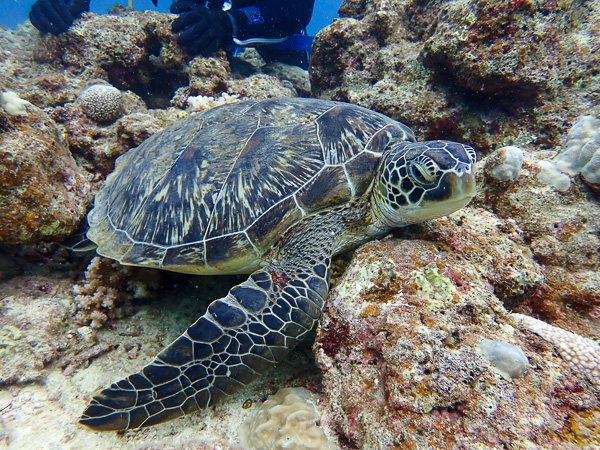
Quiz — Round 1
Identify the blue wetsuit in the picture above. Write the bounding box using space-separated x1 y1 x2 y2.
225 0 315 45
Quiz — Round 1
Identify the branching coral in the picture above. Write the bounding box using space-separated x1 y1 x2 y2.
186 92 239 112
0 91 31 116
73 256 162 328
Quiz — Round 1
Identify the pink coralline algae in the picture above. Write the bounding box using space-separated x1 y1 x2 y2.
315 234 600 448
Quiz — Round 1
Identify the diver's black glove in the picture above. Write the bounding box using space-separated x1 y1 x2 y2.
29 0 90 35
170 2 234 56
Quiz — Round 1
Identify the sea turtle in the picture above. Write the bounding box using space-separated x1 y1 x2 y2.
80 97 477 431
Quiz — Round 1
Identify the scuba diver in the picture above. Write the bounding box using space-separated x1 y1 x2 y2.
29 0 315 67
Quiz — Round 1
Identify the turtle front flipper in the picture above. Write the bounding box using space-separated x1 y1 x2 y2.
79 222 335 431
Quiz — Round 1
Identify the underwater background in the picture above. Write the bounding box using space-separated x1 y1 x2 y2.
0 0 340 35
0 0 599 448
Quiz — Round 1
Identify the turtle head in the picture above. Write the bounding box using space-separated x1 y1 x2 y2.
370 140 477 231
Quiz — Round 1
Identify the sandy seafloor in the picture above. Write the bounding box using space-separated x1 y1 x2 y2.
0 266 320 448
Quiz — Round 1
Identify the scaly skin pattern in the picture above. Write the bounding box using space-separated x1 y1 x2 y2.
80 208 355 431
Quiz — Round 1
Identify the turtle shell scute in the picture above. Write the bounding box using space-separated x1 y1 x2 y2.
88 98 414 271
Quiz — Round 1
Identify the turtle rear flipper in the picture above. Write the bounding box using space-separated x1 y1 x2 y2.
79 217 334 431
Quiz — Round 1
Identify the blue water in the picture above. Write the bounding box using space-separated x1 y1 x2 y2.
0 0 340 36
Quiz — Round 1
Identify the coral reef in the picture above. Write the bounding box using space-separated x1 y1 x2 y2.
51 96 178 175
0 103 92 244
77 83 124 123
423 0 555 99
0 2 598 448
472 148 600 326
310 16 451 139
314 236 599 448
311 0 600 152
73 256 162 328
0 269 319 447
0 13 307 183
239 387 335 450
534 115 600 193
307 127 600 446
32 10 187 101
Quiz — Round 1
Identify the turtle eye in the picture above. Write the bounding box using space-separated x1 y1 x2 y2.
408 157 437 186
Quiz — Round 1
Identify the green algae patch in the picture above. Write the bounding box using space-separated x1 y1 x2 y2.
415 267 456 304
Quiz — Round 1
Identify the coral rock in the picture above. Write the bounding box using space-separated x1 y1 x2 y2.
0 105 92 244
188 54 231 97
423 0 555 98
227 74 296 99
315 237 599 448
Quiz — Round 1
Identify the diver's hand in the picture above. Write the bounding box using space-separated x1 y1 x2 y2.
29 0 90 35
170 3 233 56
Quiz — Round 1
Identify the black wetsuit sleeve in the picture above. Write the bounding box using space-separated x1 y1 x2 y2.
227 0 315 42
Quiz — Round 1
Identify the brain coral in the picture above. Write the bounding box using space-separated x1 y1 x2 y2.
554 115 600 186
78 84 124 123
239 387 334 450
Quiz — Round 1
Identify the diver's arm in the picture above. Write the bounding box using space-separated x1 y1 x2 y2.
228 0 315 44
